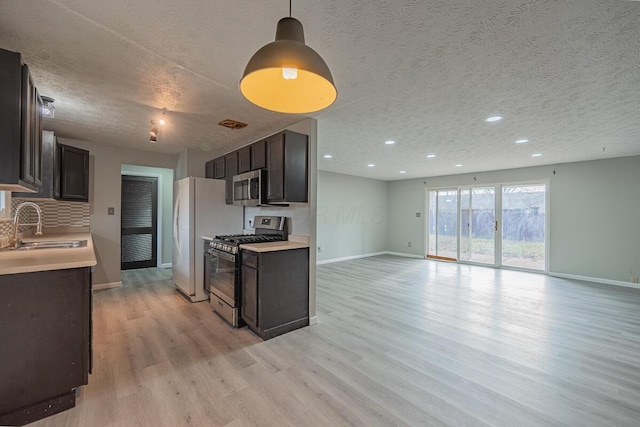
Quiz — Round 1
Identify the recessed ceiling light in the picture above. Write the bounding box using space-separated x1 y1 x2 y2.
455 164 463 167
323 154 332 159
400 171 406 174
367 164 375 167
385 140 396 145
531 153 542 157
485 115 503 122
426 154 436 158
515 139 529 144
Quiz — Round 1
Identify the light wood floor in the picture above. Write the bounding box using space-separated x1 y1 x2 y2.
32 256 640 426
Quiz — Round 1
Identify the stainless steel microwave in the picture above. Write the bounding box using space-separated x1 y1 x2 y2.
232 169 267 206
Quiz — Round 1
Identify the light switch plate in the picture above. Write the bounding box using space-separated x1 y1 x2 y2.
108 207 115 215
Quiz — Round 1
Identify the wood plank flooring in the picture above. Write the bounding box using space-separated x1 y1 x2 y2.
31 256 640 426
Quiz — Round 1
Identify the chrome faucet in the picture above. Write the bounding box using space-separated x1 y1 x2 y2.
12 202 43 248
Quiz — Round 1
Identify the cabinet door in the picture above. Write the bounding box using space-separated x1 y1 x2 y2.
214 157 225 179
224 153 237 204
58 144 89 201
250 139 266 170
266 134 284 201
241 264 258 329
205 160 214 178
20 65 34 185
32 88 43 187
282 132 308 202
238 146 251 173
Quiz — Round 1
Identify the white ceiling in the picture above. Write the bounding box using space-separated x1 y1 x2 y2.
1 1 639 181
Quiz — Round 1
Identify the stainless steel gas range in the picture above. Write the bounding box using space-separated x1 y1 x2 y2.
205 215 287 326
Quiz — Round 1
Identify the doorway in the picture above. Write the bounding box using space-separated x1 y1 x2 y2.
121 175 158 270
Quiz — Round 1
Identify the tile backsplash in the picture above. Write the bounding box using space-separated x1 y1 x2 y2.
0 198 90 247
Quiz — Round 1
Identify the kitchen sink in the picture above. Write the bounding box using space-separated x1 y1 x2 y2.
10 240 88 250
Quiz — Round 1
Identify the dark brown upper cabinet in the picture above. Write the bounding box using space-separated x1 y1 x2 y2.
56 143 90 202
224 152 238 205
14 133 90 202
238 146 251 174
0 49 43 193
266 130 308 203
13 130 55 199
250 139 267 170
205 159 214 179
214 156 226 179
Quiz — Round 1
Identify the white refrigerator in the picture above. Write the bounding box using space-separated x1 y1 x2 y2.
172 177 242 302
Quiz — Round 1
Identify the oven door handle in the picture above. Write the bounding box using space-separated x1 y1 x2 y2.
209 248 236 262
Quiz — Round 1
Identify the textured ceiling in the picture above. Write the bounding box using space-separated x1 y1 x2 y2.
0 0 639 181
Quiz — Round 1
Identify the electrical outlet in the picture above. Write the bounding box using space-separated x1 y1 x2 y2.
416 212 421 217
408 242 412 247
317 246 322 253
107 207 115 215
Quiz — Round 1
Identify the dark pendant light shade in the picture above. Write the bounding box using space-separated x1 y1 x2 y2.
240 17 337 114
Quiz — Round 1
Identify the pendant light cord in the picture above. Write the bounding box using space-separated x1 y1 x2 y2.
289 0 292 17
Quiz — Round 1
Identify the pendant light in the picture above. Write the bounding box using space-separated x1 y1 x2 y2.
240 1 337 114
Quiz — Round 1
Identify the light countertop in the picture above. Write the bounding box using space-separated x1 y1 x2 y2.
0 232 97 275
239 240 309 253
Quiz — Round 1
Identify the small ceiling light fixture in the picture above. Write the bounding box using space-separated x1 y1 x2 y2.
426 154 436 158
531 153 542 157
239 0 337 114
158 108 167 125
149 120 159 143
368 164 375 167
400 171 407 174
323 154 332 158
455 164 463 167
515 139 529 144
385 140 396 145
41 96 55 118
485 115 503 122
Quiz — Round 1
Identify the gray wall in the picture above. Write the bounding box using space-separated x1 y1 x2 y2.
121 164 174 266
386 155 640 283
58 137 177 286
316 171 388 262
176 147 208 180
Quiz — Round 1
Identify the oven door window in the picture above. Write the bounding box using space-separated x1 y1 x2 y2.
209 250 237 306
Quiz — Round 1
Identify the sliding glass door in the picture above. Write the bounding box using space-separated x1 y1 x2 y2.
428 189 458 260
501 184 546 270
459 187 497 265
427 183 546 271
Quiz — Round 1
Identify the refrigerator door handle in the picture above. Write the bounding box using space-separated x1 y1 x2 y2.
173 185 181 254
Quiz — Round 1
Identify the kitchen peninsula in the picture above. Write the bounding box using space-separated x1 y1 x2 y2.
0 232 96 426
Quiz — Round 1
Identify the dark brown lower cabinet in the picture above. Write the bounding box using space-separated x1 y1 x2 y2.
0 267 92 426
240 248 309 339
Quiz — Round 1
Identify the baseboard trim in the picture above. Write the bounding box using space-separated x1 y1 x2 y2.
160 263 172 269
309 315 318 325
316 252 386 265
316 251 426 265
384 251 425 259
93 281 122 290
549 272 640 290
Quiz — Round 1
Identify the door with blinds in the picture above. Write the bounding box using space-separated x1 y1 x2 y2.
121 175 158 270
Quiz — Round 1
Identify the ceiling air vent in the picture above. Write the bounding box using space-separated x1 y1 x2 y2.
218 119 248 130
